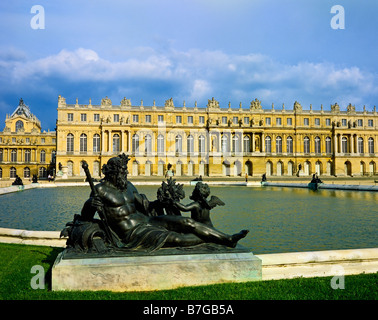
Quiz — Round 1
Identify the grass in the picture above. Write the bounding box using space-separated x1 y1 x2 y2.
0 243 377 300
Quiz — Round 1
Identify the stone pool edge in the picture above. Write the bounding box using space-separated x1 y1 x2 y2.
0 226 377 281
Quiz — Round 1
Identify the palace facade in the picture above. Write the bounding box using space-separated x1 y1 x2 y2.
55 96 377 178
0 99 56 180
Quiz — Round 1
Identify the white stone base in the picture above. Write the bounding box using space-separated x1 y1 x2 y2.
52 248 262 292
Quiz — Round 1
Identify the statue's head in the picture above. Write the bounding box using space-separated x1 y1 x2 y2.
190 182 210 201
101 153 130 189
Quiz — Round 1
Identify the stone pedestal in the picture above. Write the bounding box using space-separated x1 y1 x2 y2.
61 166 68 179
52 245 262 292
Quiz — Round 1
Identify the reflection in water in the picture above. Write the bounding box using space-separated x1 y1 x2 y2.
0 185 377 254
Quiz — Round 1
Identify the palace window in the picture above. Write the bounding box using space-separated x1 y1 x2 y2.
145 134 152 154
94 114 100 122
315 118 320 126
315 136 321 154
368 119 373 127
80 134 87 153
243 136 250 153
24 167 30 178
175 135 182 153
304 118 309 126
357 119 363 127
187 135 194 155
287 118 292 126
221 134 230 153
24 149 31 163
157 135 165 154
326 137 332 154
113 134 120 153
133 115 139 123
326 118 331 126
342 137 348 153
368 138 374 154
233 117 238 125
232 134 241 153
158 115 164 123
131 134 139 154
304 137 310 154
40 150 46 163
244 117 249 125
265 136 271 153
276 136 282 153
198 135 205 154
276 118 282 126
15 120 24 132
80 114 87 122
187 116 193 124
11 149 17 162
67 134 74 153
176 116 182 124
342 119 347 127
67 113 73 121
265 117 271 125
145 115 151 123
358 137 364 153
222 117 227 125
199 116 205 124
10 167 16 178
93 134 100 152
287 136 293 154
114 114 119 122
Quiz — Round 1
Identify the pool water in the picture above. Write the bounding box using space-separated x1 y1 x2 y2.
0 185 377 254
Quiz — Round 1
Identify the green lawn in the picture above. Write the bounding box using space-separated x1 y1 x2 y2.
0 243 376 300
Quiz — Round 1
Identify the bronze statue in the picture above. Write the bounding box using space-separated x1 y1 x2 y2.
61 154 249 253
173 182 224 227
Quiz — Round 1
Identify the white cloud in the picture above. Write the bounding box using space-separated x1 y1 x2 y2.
0 47 377 110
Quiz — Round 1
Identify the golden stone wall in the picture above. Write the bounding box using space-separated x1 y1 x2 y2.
56 96 377 178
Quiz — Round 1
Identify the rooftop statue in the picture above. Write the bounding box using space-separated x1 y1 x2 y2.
61 154 249 253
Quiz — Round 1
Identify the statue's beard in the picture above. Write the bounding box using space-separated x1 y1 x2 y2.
115 175 128 190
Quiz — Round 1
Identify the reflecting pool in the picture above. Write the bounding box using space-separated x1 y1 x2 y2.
0 185 377 254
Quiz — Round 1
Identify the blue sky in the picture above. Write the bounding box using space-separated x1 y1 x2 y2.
0 0 377 130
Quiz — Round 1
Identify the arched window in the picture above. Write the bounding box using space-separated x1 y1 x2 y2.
10 167 16 178
175 135 182 154
24 149 31 163
315 136 321 154
287 136 293 154
199 135 205 154
304 137 310 154
11 149 17 162
80 133 87 153
243 136 250 153
325 137 332 154
157 134 165 155
265 136 271 153
221 134 230 153
40 150 46 163
93 134 100 153
368 138 374 154
358 137 364 154
145 134 152 154
131 134 138 154
39 167 47 178
24 167 30 178
276 136 282 153
113 134 120 153
187 135 194 155
342 137 348 153
15 120 24 132
67 134 74 153
232 134 241 153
